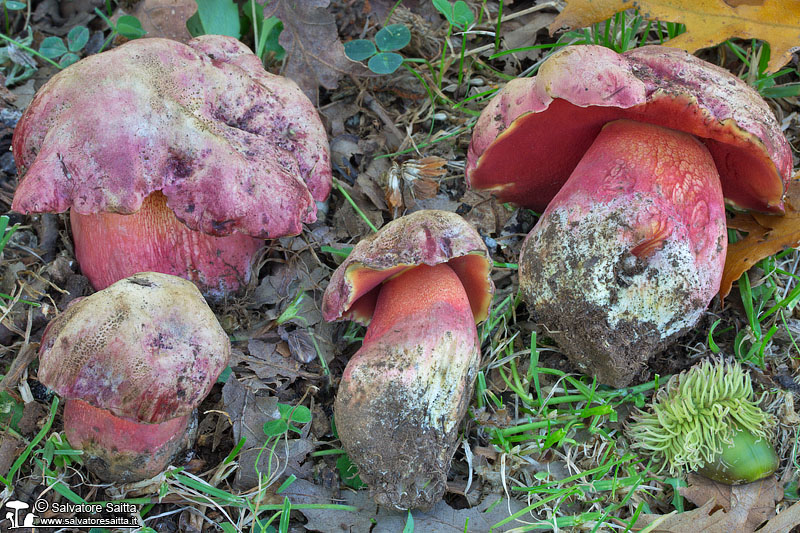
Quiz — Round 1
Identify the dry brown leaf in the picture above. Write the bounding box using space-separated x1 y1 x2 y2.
260 0 371 104
721 178 800 299
635 475 779 532
680 474 778 532
549 0 800 73
634 500 730 532
131 0 196 43
757 500 800 533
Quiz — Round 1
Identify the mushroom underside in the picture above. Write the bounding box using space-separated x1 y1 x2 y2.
469 98 783 213
64 399 197 483
71 191 263 296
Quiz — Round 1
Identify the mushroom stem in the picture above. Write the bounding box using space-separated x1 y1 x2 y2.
519 120 727 386
64 398 197 483
70 191 263 297
335 263 480 510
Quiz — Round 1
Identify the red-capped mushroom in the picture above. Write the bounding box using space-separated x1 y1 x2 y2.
322 210 494 510
466 45 792 387
12 36 331 298
37 272 230 482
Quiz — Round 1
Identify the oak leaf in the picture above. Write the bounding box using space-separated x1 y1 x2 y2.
721 178 800 299
260 0 370 104
680 474 778 532
549 0 800 73
633 475 778 532
130 0 196 43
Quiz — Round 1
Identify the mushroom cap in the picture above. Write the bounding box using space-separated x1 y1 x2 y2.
12 35 331 239
321 210 494 326
37 272 230 424
466 45 792 214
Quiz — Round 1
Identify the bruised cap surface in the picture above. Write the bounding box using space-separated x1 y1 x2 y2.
322 210 494 325
37 272 230 424
12 35 331 238
466 45 792 214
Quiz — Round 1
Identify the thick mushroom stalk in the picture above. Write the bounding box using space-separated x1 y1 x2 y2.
520 120 726 386
12 35 332 297
37 272 230 482
466 45 792 387
335 264 478 509
322 210 494 510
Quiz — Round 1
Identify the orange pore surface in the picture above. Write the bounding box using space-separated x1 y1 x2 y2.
470 98 783 213
70 191 263 294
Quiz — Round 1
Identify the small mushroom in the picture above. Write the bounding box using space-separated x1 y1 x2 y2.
466 45 792 386
37 272 230 482
12 36 331 298
322 210 494 510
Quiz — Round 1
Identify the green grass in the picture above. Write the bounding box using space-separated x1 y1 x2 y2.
3 4 799 532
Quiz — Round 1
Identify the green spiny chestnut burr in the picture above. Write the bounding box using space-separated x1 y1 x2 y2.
628 358 778 484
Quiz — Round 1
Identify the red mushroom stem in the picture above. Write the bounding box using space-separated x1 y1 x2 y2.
519 119 726 386
64 399 196 482
335 263 480 510
70 191 263 296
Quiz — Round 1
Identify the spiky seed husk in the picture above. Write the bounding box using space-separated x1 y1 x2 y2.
628 358 775 476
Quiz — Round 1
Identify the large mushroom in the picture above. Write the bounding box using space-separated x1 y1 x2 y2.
12 35 331 298
37 272 230 482
466 45 792 387
322 210 494 510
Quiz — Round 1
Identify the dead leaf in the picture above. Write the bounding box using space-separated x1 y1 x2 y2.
283 477 528 532
680 474 778 531
221 376 280 449
757 500 800 533
260 0 370 104
131 0 196 43
549 0 800 73
246 337 310 383
721 178 800 299
635 475 778 532
634 500 729 532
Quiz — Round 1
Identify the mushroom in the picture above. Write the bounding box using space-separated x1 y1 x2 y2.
12 36 331 298
322 210 494 510
466 45 792 386
37 272 230 482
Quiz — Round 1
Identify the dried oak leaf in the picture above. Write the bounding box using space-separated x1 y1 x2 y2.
757 500 800 533
634 475 778 532
680 474 778 532
260 0 370 104
130 0 196 43
549 0 800 73
721 178 800 299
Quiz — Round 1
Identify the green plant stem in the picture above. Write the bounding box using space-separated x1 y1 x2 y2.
457 30 467 87
4 396 59 486
333 179 378 232
494 0 503 51
0 32 62 69
438 23 452 91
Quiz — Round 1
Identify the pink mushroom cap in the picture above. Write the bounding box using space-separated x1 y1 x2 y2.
322 209 494 326
13 35 331 236
37 272 230 481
